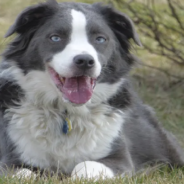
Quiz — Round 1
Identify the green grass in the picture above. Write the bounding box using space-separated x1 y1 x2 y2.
1 167 184 184
0 0 184 183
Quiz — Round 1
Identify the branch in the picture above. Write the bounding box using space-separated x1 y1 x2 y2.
167 0 184 30
139 63 184 80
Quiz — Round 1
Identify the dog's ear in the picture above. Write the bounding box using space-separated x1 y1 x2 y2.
93 3 142 47
5 0 58 38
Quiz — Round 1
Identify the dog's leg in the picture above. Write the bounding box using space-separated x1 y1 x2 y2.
71 161 114 180
71 140 135 180
71 137 134 180
13 168 36 179
71 154 134 180
0 162 35 178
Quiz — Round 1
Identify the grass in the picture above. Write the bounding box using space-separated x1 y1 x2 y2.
1 167 184 184
0 0 184 183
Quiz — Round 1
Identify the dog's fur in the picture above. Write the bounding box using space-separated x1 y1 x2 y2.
0 0 184 179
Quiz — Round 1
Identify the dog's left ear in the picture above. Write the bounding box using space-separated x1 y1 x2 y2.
5 0 58 38
93 3 142 46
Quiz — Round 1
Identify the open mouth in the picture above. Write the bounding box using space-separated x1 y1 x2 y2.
48 67 96 104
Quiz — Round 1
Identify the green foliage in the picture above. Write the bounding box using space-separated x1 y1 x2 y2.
112 0 184 80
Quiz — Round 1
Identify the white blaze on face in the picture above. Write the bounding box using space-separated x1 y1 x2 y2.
50 9 101 78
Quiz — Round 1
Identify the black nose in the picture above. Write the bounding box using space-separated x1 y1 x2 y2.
74 54 95 70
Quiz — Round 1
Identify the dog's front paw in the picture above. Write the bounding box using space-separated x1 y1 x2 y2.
13 168 36 179
71 161 114 180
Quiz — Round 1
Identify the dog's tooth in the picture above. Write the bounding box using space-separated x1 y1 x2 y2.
59 76 64 83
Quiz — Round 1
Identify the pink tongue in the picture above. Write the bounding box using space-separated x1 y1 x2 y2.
62 76 93 104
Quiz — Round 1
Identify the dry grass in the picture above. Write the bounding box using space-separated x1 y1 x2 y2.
0 0 184 183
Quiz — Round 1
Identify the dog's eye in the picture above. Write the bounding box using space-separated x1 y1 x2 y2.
50 35 61 42
96 36 106 44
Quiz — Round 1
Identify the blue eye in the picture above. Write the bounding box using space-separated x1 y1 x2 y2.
96 36 106 43
50 35 61 42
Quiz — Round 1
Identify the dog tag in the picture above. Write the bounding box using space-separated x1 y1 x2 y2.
62 118 72 134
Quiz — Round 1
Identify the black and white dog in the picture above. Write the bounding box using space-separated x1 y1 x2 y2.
0 0 184 179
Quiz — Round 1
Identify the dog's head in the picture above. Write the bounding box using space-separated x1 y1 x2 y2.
4 0 141 105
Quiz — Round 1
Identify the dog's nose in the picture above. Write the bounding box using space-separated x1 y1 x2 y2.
74 54 95 70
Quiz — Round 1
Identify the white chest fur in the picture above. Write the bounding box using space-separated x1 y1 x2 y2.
3 67 125 174
6 100 124 174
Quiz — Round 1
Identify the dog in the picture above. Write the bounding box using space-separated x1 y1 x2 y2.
0 0 184 179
